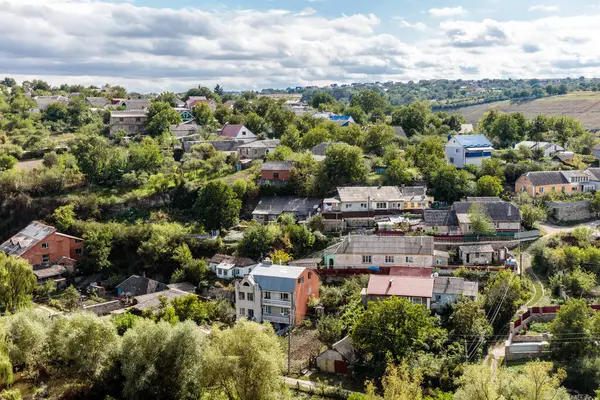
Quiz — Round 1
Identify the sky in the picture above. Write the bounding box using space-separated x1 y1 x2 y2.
1 0 600 92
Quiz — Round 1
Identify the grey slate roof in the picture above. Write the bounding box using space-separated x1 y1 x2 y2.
116 275 169 297
399 186 427 199
170 122 200 138
337 235 434 255
209 253 255 267
391 126 407 138
311 142 343 156
238 139 280 149
85 97 109 108
132 288 190 310
453 201 520 222
466 197 503 202
0 221 56 256
433 277 478 297
250 264 306 293
121 99 150 110
337 186 403 203
521 171 569 186
34 96 68 110
262 161 294 171
252 197 321 217
331 336 357 363
184 140 242 153
585 168 600 181
553 152 575 162
459 244 494 253
423 210 459 227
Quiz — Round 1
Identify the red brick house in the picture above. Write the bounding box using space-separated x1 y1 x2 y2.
260 161 294 184
0 221 84 271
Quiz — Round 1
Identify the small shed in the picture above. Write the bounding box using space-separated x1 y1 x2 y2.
459 244 494 266
316 336 357 375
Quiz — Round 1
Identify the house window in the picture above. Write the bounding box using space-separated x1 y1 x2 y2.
449 157 454 163
75 248 83 256
136 118 140 122
298 277 304 284
405 256 414 263
360 203 367 209
247 309 254 319
345 204 352 209
539 187 544 193
264 291 271 299
240 308 245 316
376 202 387 209
273 172 279 180
385 256 394 264
411 202 415 208
552 187 556 192
436 259 443 265
282 293 289 301
242 131 247 136
412 297 424 305
42 254 50 264
282 308 290 316
308 272 312 279
119 118 124 122
41 243 49 249
247 293 254 301
573 187 578 191
254 149 258 155
482 254 487 258
238 292 245 301
362 255 372 264
456 148 460 153
264 305 272 314
436 295 442 302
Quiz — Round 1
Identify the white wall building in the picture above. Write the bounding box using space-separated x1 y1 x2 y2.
445 135 494 168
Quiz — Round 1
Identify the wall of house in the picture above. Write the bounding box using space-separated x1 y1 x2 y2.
460 251 494 266
332 253 434 269
546 200 593 222
239 147 270 159
366 294 431 309
445 143 464 168
261 170 292 182
340 201 403 212
236 280 262 322
109 117 147 136
294 269 320 325
459 221 520 234
516 176 580 198
403 201 430 210
22 233 84 266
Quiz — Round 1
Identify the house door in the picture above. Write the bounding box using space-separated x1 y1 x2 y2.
328 259 334 269
466 254 470 263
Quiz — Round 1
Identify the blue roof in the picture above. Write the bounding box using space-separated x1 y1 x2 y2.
451 135 493 148
330 115 352 121
251 264 306 293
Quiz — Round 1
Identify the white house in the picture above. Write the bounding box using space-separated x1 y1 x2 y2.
322 186 430 215
323 235 448 270
515 141 565 157
445 134 494 168
208 254 256 280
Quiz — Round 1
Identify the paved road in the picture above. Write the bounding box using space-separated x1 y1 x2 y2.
538 220 600 235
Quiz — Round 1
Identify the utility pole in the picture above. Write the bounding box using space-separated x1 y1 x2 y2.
288 294 294 375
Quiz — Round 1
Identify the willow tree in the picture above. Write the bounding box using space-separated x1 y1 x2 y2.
0 253 37 312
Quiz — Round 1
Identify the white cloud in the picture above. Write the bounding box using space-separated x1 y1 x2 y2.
296 7 317 16
429 6 467 18
529 5 560 12
397 19 428 31
1 0 600 91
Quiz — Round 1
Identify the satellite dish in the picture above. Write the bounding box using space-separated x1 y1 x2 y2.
433 272 439 277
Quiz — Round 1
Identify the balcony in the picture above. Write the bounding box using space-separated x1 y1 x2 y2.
262 298 292 307
263 314 290 324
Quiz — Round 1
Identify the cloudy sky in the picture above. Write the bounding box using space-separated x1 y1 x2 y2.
1 0 599 92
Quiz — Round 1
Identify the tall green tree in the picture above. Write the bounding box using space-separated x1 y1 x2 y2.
430 165 474 203
324 143 367 186
476 175 503 197
146 101 182 137
310 92 335 109
468 203 494 235
195 181 241 231
0 253 37 312
351 90 386 114
484 269 529 332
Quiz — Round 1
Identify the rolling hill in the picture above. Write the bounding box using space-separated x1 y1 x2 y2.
452 92 600 132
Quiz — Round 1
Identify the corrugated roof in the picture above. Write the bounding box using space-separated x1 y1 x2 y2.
522 171 569 186
391 126 407 138
389 266 433 277
311 142 343 156
238 139 280 149
433 277 478 297
252 197 321 217
585 168 600 181
116 275 169 297
331 336 357 362
184 140 242 153
423 210 459 227
132 289 190 310
459 244 494 253
337 186 403 202
251 264 306 293
110 110 148 118
221 124 256 138
451 135 493 148
0 221 57 256
262 161 294 171
209 253 255 267
33 265 67 279
453 201 520 222
337 235 434 255
366 275 433 298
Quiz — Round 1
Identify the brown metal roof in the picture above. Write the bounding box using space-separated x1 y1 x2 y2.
366 275 433 298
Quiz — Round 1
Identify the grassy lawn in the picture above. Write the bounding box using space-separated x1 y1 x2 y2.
302 371 364 392
524 269 544 307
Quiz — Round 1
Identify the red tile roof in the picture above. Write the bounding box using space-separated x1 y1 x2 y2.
221 124 245 138
389 266 433 278
366 275 433 298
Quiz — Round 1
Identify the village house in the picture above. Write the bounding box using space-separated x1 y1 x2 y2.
33 265 68 288
0 221 84 269
316 336 357 375
445 134 494 168
116 99 151 111
322 186 430 218
109 110 148 136
260 161 294 184
251 197 322 223
452 198 522 233
219 123 257 143
32 95 68 112
238 139 280 159
85 97 110 109
169 121 200 138
330 115 355 127
363 275 434 308
235 264 320 328
183 140 243 155
459 244 495 266
515 171 594 198
208 254 256 280
186 96 216 110
515 141 565 157
431 277 478 309
173 108 195 122
323 235 448 270
422 209 460 234
584 168 600 190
